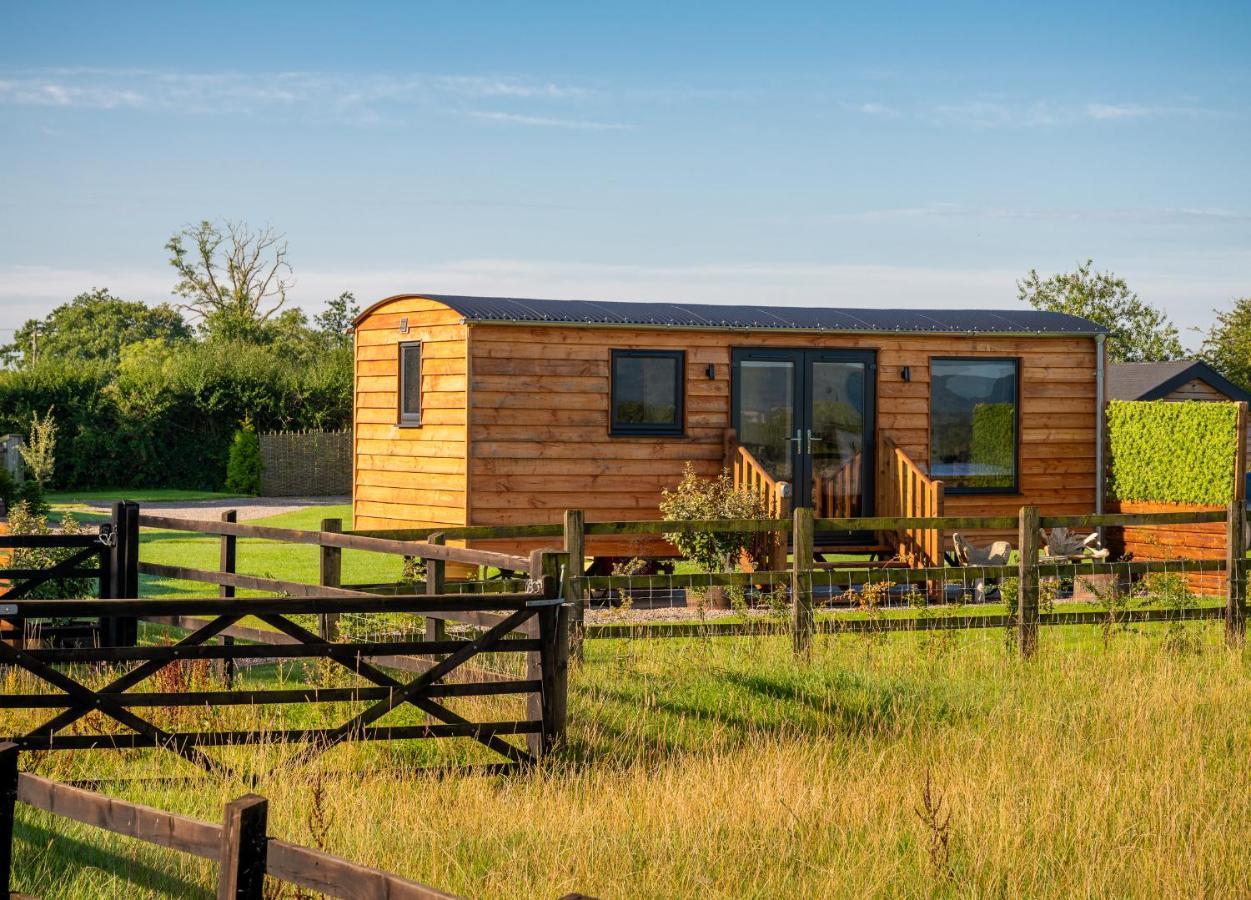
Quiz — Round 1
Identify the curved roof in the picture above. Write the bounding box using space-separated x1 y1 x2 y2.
356 293 1107 335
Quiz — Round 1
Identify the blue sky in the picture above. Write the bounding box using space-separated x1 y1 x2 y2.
1 1 1248 349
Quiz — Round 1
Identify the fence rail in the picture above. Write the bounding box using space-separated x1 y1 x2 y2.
0 742 468 899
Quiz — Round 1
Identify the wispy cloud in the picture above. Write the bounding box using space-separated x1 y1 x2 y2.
926 97 1224 128
1084 101 1220 120
0 68 607 126
467 110 630 131
843 101 900 117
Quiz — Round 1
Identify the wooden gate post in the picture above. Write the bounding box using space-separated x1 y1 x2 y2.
526 550 570 757
1018 506 1041 658
319 518 343 642
1226 499 1247 647
424 532 446 643
562 510 585 660
104 501 140 647
0 742 17 899
791 505 814 654
217 794 268 900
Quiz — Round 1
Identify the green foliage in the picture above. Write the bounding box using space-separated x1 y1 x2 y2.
19 407 57 487
0 343 350 491
970 402 1014 487
1200 296 1251 393
7 501 95 600
1017 259 1183 363
1106 400 1239 504
0 287 190 368
224 420 262 495
660 463 770 573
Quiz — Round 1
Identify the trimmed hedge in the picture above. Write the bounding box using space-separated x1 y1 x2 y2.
0 342 351 491
1106 400 1239 505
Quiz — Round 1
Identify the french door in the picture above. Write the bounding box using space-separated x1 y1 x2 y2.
731 348 876 537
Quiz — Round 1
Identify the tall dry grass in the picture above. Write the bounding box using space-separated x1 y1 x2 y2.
8 622 1251 898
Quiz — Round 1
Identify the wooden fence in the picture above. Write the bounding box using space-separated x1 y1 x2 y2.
0 565 572 771
0 742 593 899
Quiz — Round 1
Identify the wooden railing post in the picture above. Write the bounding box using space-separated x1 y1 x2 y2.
318 518 342 642
1018 506 1041 658
1226 499 1246 647
217 794 268 900
791 505 814 654
218 510 237 685
562 510 586 660
0 742 17 899
424 532 446 644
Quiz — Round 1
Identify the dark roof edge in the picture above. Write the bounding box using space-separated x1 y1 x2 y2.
1119 361 1251 403
352 293 1108 336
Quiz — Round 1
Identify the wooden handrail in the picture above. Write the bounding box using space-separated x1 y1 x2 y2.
877 436 945 567
724 429 792 519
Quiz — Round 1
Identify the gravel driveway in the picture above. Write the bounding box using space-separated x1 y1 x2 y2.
83 496 349 522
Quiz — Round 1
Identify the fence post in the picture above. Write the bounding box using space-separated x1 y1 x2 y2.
0 742 17 899
1018 506 1041 658
319 518 342 642
562 510 585 660
1226 499 1246 647
526 550 569 757
791 505 814 654
424 532 446 643
217 794 268 900
219 510 237 685
105 500 140 647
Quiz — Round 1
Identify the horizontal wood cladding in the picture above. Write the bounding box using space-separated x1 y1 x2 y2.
465 323 1100 540
352 297 468 530
1105 500 1227 596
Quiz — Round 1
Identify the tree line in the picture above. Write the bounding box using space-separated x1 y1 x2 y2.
0 220 356 491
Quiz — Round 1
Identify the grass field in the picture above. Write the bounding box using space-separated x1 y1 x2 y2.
7 624 1251 898
12 496 1247 896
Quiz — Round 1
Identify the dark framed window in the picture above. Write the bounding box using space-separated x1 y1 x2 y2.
398 341 422 426
610 349 685 436
929 357 1019 493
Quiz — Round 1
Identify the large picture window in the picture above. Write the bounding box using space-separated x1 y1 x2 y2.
930 358 1018 492
610 349 685 435
399 341 422 426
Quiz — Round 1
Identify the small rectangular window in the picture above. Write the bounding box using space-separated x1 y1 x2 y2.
399 342 422 426
611 349 685 436
930 357 1018 493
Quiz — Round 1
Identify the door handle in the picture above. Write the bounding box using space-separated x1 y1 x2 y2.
806 429 824 455
789 429 804 455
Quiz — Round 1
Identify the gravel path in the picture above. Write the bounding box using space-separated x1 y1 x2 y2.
83 496 349 522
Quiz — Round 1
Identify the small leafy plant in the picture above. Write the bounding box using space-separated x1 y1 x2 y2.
660 463 770 574
224 417 262 495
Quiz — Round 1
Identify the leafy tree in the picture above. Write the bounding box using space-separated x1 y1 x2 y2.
1017 260 1183 363
1200 297 1251 391
1 288 190 367
167 219 293 342
314 291 360 349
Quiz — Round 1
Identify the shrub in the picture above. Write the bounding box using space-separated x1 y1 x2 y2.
19 408 57 488
660 463 770 573
6 501 94 600
224 420 262 495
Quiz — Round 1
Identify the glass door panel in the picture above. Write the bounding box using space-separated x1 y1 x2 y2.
808 360 868 518
736 359 796 484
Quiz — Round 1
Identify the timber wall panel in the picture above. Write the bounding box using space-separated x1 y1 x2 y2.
463 322 1099 555
352 297 468 530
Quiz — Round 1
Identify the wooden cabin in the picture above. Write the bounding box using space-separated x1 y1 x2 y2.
351 295 1107 566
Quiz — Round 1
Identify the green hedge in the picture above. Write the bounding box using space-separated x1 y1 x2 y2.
0 342 351 491
1106 400 1239 505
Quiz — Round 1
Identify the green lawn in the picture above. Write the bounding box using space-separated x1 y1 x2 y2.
47 489 242 504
